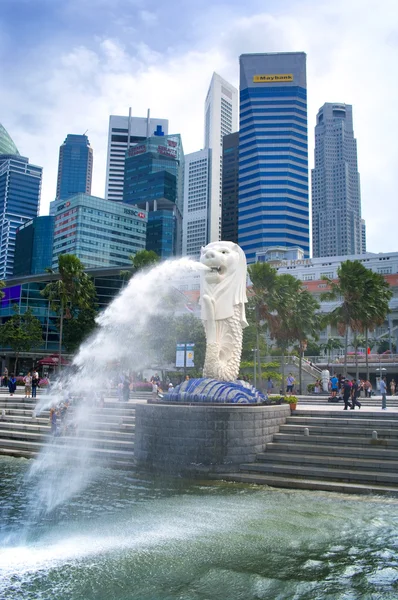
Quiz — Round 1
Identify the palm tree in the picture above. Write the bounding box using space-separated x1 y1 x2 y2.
41 254 96 368
352 333 367 380
290 290 321 394
321 338 343 367
361 270 392 380
321 260 370 378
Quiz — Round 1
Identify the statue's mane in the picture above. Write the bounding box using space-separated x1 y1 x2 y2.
200 242 248 326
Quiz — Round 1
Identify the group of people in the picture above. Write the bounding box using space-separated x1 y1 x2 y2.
1 368 42 397
329 372 391 410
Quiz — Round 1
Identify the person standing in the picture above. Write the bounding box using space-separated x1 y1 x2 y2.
23 372 32 399
390 378 396 396
267 377 274 394
330 373 339 399
286 373 295 395
8 374 17 397
380 377 387 410
32 371 40 399
350 378 361 410
343 379 353 410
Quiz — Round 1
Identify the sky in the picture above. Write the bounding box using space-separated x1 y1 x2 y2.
1 0 398 254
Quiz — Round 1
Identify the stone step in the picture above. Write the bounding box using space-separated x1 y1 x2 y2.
0 407 136 424
0 429 135 451
293 409 398 419
279 424 398 438
0 421 135 440
1 413 135 430
256 451 398 472
265 441 398 461
273 432 398 447
0 438 135 465
238 461 398 485
213 472 398 496
286 416 398 428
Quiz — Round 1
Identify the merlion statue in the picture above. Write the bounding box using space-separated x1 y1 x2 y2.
200 241 248 381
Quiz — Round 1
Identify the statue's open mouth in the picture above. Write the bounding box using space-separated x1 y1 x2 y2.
210 266 221 273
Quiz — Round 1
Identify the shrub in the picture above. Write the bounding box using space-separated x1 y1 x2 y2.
307 383 315 393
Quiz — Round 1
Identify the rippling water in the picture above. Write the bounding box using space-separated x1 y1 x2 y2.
1 456 398 600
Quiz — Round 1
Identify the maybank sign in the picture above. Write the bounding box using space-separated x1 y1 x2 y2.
253 74 293 83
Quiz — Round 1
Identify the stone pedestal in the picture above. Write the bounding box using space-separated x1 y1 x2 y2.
134 403 289 474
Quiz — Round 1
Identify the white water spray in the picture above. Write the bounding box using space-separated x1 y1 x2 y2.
26 257 208 515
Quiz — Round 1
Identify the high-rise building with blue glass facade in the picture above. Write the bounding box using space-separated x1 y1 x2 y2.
56 134 93 201
0 124 42 279
123 134 183 258
52 194 147 269
13 216 55 276
238 53 309 263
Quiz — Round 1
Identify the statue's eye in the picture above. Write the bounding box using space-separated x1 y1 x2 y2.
221 250 228 254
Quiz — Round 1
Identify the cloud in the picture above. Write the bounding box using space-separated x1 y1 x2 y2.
1 0 398 253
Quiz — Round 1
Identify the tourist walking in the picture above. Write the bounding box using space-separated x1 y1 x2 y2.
151 381 158 399
8 374 17 397
343 379 353 410
350 378 362 410
286 373 295 395
380 377 387 410
390 378 396 396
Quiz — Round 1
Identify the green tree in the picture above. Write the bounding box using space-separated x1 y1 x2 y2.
289 289 321 394
361 270 392 380
321 261 370 377
62 306 98 353
0 305 43 374
41 254 97 366
320 338 343 366
121 250 160 280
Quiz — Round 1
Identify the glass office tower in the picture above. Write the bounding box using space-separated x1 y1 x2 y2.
52 194 147 269
238 53 310 263
56 134 93 201
0 124 42 279
312 103 363 257
14 216 55 276
221 131 239 244
123 134 183 258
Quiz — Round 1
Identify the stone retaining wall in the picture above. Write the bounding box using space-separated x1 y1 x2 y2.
134 403 290 473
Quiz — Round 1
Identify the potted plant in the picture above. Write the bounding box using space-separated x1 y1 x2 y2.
284 395 298 411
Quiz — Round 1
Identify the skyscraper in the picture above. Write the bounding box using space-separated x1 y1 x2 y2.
0 124 42 279
123 134 183 258
312 103 363 257
182 148 211 257
56 134 93 201
105 111 168 202
238 53 309 263
221 132 239 244
204 73 238 242
14 216 55 276
52 194 147 269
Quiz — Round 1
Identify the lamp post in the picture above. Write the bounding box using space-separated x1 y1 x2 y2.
252 348 257 389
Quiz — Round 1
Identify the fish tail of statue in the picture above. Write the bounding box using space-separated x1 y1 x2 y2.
203 305 243 382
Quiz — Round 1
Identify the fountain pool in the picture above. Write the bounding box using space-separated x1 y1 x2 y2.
1 456 398 600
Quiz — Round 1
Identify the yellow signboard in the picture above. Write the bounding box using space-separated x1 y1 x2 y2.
253 74 293 83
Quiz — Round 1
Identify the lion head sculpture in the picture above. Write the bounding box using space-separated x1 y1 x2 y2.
199 241 248 327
